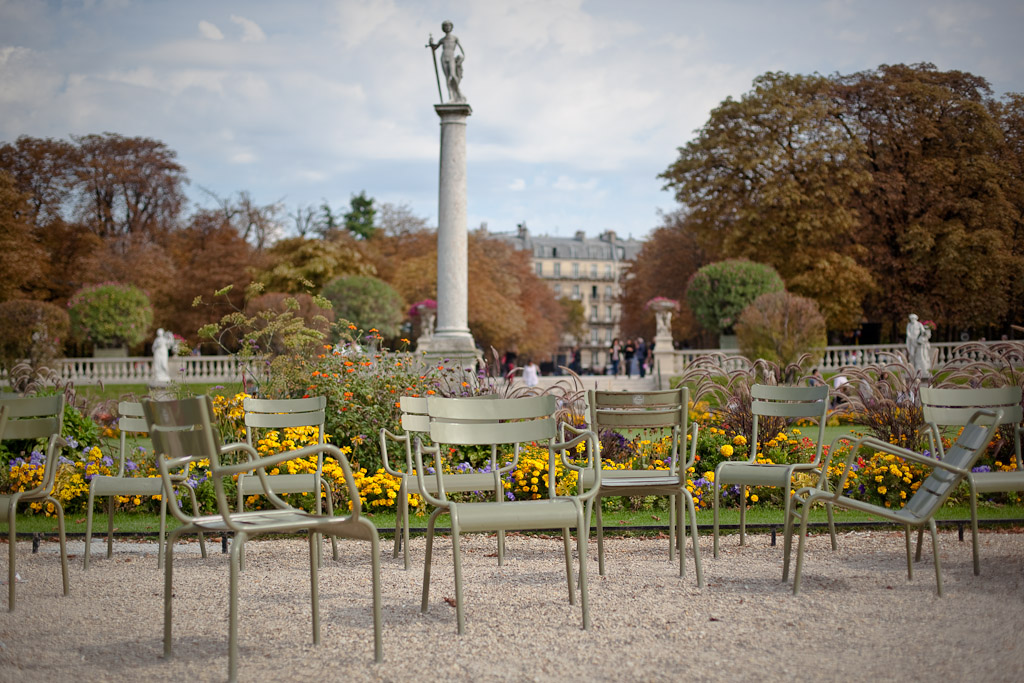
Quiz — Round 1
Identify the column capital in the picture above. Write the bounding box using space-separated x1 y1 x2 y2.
434 103 473 118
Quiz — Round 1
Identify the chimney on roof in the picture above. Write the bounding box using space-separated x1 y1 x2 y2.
517 222 528 239
574 230 586 241
600 230 617 242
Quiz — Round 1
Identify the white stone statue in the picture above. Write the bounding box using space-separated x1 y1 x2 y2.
655 309 673 338
905 313 932 375
428 20 466 103
152 328 175 384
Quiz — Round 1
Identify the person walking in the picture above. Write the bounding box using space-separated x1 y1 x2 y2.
609 338 621 376
623 338 637 378
636 336 648 378
522 358 540 387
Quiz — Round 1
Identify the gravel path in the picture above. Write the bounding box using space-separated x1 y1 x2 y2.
2 529 1022 682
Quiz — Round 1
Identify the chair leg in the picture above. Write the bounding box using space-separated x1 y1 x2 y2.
451 514 465 635
576 509 591 631
685 491 704 588
163 528 186 658
904 526 913 581
421 508 443 614
782 504 794 582
185 485 207 559
157 495 167 569
792 503 812 595
322 484 339 561
826 501 837 551
393 480 406 561
53 498 68 596
228 530 247 682
712 479 721 558
930 519 944 597
968 478 981 576
914 527 924 562
738 485 747 546
595 496 606 576
557 528 575 604
106 495 115 559
369 531 383 662
7 502 14 611
668 493 676 562
309 533 320 646
83 487 96 570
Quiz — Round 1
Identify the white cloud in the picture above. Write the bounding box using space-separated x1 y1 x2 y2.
508 178 526 191
198 20 224 40
553 175 598 192
230 15 266 43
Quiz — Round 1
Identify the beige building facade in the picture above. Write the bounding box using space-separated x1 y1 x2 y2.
491 224 643 373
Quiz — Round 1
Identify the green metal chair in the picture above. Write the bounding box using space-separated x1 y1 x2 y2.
919 386 1023 574
566 387 702 584
1 394 69 611
143 395 382 683
712 384 835 558
84 401 208 569
415 394 600 634
784 408 1002 596
380 395 516 570
238 396 338 564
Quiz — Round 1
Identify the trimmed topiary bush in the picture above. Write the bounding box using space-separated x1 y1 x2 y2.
68 282 153 350
735 290 826 369
685 259 784 335
321 275 405 340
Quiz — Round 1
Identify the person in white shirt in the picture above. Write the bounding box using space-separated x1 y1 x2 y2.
522 358 540 387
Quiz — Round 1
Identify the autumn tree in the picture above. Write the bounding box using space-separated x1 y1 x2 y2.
619 210 708 344
661 71 874 332
834 64 1021 335
0 171 46 300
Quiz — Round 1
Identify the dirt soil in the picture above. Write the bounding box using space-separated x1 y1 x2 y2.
1 529 1022 682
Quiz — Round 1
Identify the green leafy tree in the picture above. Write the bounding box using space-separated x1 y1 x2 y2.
254 236 375 293
321 275 405 339
68 282 153 350
735 291 826 370
685 259 784 335
661 72 874 332
344 191 376 240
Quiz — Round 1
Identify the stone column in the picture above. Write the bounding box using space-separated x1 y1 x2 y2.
422 102 479 363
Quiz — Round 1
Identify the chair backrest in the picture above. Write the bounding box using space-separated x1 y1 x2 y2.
143 395 226 523
903 409 1003 519
0 394 66 497
920 386 1023 427
243 396 327 445
399 396 430 434
116 401 148 477
426 394 558 446
749 384 828 463
588 387 688 469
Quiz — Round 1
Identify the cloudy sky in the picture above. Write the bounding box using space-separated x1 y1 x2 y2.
2 0 1022 240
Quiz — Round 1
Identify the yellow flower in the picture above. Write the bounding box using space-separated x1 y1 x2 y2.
720 444 734 457
750 494 759 503
732 435 747 446
878 486 887 495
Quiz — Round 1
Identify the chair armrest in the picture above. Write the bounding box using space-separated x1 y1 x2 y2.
554 429 601 501
413 440 448 508
379 428 412 478
681 423 699 470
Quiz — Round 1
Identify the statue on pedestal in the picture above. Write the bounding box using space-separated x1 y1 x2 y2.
428 20 466 103
905 313 932 375
152 328 175 384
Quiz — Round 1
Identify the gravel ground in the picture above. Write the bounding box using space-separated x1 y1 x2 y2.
1 529 1022 682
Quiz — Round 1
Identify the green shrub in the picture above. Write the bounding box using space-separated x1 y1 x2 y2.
321 275 405 340
68 283 153 349
685 259 784 334
735 291 826 369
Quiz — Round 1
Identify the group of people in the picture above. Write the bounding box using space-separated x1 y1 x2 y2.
609 337 650 378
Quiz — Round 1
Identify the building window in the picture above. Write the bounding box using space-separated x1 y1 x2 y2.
590 264 597 278
535 262 543 277
604 285 612 299
605 265 612 278
553 283 562 296
572 284 580 299
592 285 598 298
606 305 612 321
605 328 612 342
590 305 598 320
591 329 599 343
572 262 580 278
553 262 561 277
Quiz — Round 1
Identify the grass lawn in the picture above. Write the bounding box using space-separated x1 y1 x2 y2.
74 382 245 403
12 502 1024 536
